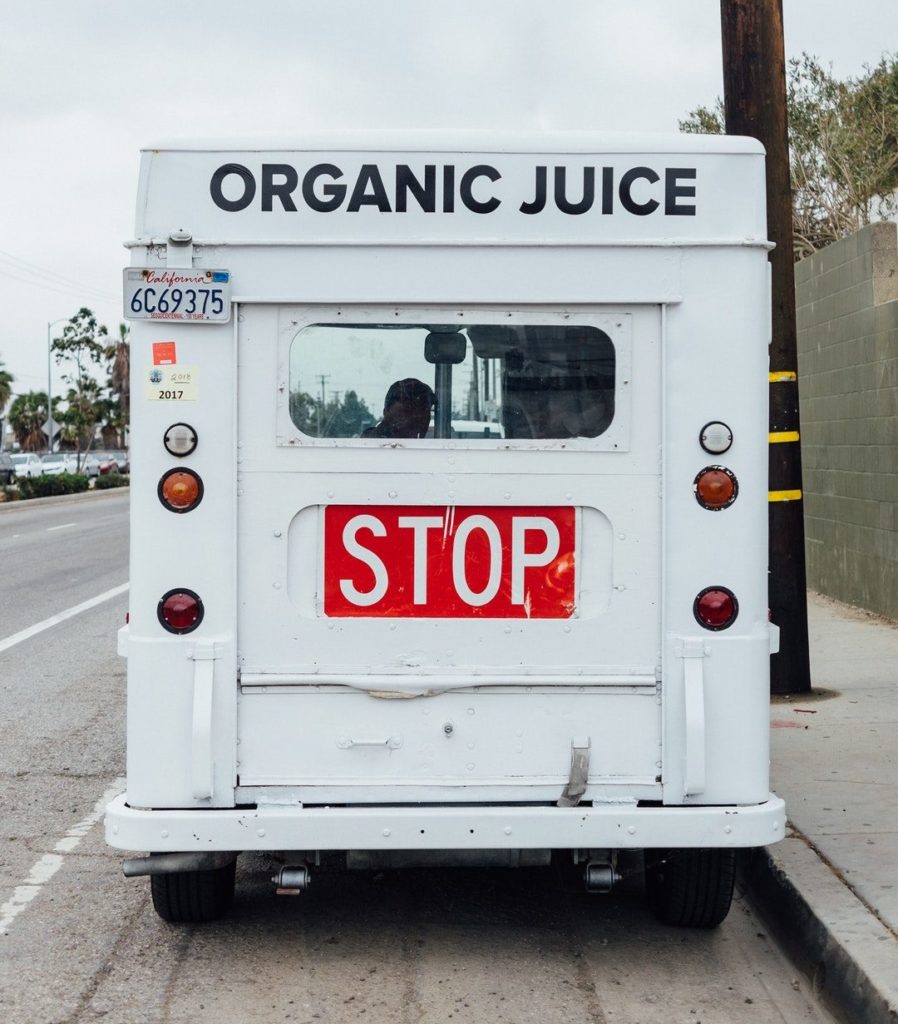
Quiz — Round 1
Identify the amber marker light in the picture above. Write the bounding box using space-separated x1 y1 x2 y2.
693 466 738 510
157 589 204 634
694 587 738 631
158 468 204 513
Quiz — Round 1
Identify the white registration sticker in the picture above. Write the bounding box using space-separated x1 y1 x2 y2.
145 366 198 401
124 269 231 322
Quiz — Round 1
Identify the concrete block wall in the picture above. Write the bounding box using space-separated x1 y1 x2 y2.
796 221 898 618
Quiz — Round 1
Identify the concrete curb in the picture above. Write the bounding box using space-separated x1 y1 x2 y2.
0 486 129 511
744 831 898 1024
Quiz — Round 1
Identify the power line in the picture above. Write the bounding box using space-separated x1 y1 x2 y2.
0 249 118 303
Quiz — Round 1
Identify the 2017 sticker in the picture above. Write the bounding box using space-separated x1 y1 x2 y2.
145 366 198 401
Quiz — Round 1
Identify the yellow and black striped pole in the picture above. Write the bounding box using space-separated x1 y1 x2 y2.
721 0 811 694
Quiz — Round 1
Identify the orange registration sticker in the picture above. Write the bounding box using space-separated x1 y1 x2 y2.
153 341 177 365
324 505 576 618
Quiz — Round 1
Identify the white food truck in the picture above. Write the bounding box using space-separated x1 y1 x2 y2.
106 132 785 927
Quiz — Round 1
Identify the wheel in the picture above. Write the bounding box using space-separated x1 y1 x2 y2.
645 848 736 928
150 859 236 923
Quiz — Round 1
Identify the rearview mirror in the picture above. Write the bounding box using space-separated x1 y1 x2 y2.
424 332 467 364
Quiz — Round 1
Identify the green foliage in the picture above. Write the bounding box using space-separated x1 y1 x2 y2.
289 388 373 437
679 99 724 135
0 358 13 416
681 52 898 258
17 472 89 499
5 312 129 452
7 391 53 451
93 472 129 490
52 308 108 454
102 322 130 448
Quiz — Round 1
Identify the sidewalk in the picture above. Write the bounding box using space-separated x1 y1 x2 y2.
747 591 898 1024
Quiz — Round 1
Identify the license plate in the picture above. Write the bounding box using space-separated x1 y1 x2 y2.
123 268 231 322
324 505 576 618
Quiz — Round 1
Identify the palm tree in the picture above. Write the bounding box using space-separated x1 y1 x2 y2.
8 391 49 451
0 359 13 418
106 323 130 447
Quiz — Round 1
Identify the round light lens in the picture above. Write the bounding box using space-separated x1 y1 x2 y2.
694 466 738 510
159 469 203 513
163 422 198 457
699 421 733 455
158 589 204 634
694 587 738 630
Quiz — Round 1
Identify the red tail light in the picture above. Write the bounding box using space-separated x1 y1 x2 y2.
158 589 204 634
694 587 738 630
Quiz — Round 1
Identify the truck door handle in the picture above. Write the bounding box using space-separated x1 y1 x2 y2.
337 736 402 750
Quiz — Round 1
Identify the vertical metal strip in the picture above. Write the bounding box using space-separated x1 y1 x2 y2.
191 643 218 799
682 641 706 796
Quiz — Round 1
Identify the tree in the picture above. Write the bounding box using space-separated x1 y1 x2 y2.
289 388 318 434
681 53 898 259
104 322 130 447
7 391 54 452
52 308 108 459
58 380 103 456
0 359 13 418
321 389 373 437
288 388 374 437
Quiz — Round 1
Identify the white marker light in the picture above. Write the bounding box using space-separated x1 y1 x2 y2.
699 421 733 455
163 422 198 457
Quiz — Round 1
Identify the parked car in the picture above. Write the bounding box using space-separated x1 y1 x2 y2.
11 453 43 479
81 452 111 478
105 450 130 474
0 452 14 485
40 453 79 476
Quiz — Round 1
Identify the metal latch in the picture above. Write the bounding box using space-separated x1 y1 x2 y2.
557 737 591 807
166 229 193 268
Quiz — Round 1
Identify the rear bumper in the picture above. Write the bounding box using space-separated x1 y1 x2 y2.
105 792 785 853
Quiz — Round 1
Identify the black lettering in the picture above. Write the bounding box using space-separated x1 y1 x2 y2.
261 164 298 212
520 166 547 214
443 165 455 212
396 165 436 212
302 164 346 212
347 164 392 212
665 167 697 215
210 163 256 212
460 165 501 214
601 167 614 214
619 166 660 215
554 166 595 215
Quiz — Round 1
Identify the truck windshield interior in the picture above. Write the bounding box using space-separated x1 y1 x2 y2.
288 322 616 440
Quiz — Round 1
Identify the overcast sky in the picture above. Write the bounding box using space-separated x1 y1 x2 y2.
1 0 896 405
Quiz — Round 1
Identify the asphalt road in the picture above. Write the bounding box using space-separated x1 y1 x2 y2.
0 491 838 1023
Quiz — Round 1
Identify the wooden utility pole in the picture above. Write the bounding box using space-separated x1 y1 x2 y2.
720 0 811 694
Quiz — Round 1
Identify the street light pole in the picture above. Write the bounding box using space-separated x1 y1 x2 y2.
47 317 67 452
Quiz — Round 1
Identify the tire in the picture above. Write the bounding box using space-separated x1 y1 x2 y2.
150 860 236 923
645 848 736 928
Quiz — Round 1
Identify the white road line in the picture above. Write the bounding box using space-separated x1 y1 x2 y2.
46 522 77 532
0 777 126 935
0 583 129 654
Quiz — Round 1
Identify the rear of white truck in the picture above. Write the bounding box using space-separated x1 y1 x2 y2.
106 133 785 926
